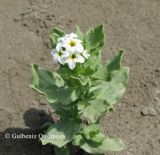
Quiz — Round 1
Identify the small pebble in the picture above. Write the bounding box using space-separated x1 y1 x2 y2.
13 17 20 22
141 107 149 116
141 106 157 116
149 107 157 116
69 18 74 23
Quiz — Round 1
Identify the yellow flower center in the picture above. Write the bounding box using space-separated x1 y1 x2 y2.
69 40 76 47
57 51 62 56
70 54 76 60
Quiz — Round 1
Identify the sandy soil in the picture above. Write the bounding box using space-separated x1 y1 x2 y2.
0 0 160 155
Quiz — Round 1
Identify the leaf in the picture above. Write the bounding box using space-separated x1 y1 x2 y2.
76 63 95 76
54 146 70 155
52 104 79 120
101 138 124 151
76 26 84 41
68 75 91 87
51 28 65 48
58 66 91 93
77 51 101 75
82 124 100 140
73 136 124 154
52 28 65 37
91 52 129 88
72 134 84 146
78 100 109 123
31 64 64 87
111 67 130 86
41 119 81 148
86 52 101 71
107 50 124 72
82 25 105 72
51 33 59 49
85 25 105 52
31 64 80 105
91 133 106 143
91 64 108 81
58 65 77 79
73 125 124 154
89 81 125 105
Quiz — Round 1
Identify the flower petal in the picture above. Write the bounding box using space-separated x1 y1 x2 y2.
67 59 76 70
62 51 70 58
51 49 56 56
76 54 85 63
58 57 65 65
82 50 90 59
75 44 84 52
56 43 63 51
51 49 58 63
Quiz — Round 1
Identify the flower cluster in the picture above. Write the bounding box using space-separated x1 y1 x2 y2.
51 33 90 70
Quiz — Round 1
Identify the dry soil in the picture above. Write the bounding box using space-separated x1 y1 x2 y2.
0 0 160 155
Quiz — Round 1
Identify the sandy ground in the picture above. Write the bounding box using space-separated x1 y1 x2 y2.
0 0 160 155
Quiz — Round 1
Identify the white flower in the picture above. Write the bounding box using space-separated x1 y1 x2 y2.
51 32 90 70
64 38 84 52
64 50 85 70
58 33 78 42
65 32 78 39
51 47 65 65
80 49 90 59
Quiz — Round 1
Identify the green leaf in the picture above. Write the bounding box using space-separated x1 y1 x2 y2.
76 26 84 41
54 146 70 155
91 51 129 87
91 64 108 81
89 81 125 105
31 64 80 105
52 28 65 37
91 133 106 143
76 63 95 76
51 33 59 49
107 50 124 72
51 28 65 48
77 51 101 75
82 25 105 72
68 75 91 87
72 134 84 146
86 52 101 71
78 100 109 123
111 67 130 86
31 64 64 87
41 119 81 148
52 104 79 120
85 24 104 52
73 136 124 154
58 65 77 79
82 124 100 140
73 125 124 154
101 138 124 151
58 66 91 93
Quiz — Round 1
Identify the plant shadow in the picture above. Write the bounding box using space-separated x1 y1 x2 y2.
0 108 90 155
0 108 54 155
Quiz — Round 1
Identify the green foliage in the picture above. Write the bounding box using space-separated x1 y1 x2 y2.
41 118 81 148
51 28 65 48
81 25 105 73
85 25 104 51
76 26 84 41
72 124 124 154
31 64 80 105
78 100 109 123
31 25 129 155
